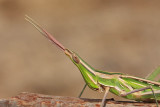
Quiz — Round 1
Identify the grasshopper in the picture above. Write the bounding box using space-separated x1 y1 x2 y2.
25 15 160 107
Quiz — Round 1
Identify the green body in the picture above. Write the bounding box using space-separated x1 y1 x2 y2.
70 52 160 102
25 15 160 106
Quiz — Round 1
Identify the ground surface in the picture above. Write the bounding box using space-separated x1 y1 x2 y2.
0 92 157 107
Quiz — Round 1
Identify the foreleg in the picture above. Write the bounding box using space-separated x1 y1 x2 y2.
78 84 87 98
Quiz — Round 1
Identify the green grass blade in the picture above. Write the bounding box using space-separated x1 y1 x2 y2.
146 66 160 81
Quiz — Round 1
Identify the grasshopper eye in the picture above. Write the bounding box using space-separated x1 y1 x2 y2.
72 54 80 64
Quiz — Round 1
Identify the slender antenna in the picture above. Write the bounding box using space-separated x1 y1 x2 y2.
25 15 65 51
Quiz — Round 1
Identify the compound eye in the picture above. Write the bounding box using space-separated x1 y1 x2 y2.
72 54 80 63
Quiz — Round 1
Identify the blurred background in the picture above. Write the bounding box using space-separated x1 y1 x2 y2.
1 0 160 101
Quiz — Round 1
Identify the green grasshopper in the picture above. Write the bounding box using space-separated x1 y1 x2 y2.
25 15 160 107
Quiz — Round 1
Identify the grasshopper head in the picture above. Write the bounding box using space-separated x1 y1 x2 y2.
64 49 80 65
